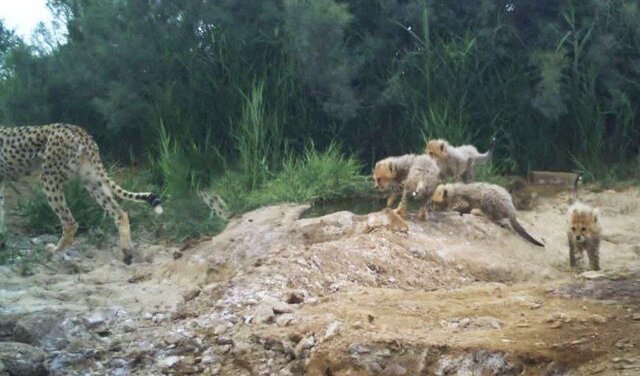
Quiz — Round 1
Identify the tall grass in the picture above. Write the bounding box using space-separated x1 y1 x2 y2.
235 82 283 190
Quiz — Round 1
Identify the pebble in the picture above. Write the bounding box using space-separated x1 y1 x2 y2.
157 355 181 369
324 321 342 340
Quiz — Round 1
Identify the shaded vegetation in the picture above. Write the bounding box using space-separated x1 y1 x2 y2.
0 0 639 243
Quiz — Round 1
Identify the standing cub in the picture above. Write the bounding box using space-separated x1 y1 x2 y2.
426 137 495 183
373 154 440 220
567 176 601 271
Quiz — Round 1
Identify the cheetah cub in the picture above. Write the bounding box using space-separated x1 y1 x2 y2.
373 154 440 220
425 137 495 183
567 176 601 271
431 182 545 247
0 124 162 264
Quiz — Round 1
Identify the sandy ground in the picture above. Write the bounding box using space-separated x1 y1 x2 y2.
0 186 639 375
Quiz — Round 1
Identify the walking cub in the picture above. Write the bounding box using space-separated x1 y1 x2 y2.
373 154 440 220
567 176 601 271
431 182 545 247
426 137 495 183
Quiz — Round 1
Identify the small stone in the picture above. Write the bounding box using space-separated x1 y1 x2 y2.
254 304 276 324
632 313 640 321
294 334 315 358
352 320 363 330
183 289 201 302
157 355 181 369
164 333 183 345
265 297 294 315
580 271 605 280
324 321 342 340
615 339 634 349
232 341 251 356
201 347 217 364
286 292 305 305
216 336 233 346
108 358 128 369
276 314 294 327
288 332 303 343
550 321 562 329
590 314 607 324
385 363 407 375
85 312 106 328
213 324 227 335
348 343 369 355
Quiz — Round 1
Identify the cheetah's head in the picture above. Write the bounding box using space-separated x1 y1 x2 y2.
568 204 599 243
426 139 449 159
373 159 398 191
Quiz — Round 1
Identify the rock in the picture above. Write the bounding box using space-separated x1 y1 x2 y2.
254 304 276 324
590 314 607 324
214 324 228 335
262 297 294 314
232 340 252 356
84 312 106 328
0 342 47 376
632 313 640 321
164 332 184 345
157 355 181 369
276 314 295 327
13 310 68 350
286 291 305 305
348 343 370 355
580 271 605 280
385 363 407 375
201 347 217 364
294 334 315 358
615 339 634 349
183 288 201 302
0 314 18 341
108 357 128 369
216 336 233 346
50 351 97 376
324 321 342 340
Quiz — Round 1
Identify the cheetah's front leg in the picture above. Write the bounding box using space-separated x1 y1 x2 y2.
41 177 78 253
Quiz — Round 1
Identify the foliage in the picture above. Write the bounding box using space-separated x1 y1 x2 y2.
0 0 639 194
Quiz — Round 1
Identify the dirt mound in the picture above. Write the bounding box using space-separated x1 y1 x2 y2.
0 188 639 375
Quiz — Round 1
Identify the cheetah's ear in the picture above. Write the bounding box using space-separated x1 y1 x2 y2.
442 188 448 200
389 163 395 173
440 143 445 152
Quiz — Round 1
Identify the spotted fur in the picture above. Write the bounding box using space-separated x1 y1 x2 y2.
432 182 545 247
197 190 229 219
0 124 163 264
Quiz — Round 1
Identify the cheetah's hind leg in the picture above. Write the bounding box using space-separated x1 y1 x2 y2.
80 166 135 264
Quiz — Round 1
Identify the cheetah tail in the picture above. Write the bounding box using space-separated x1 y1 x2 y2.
510 218 545 247
108 179 163 215
476 136 496 165
572 174 582 203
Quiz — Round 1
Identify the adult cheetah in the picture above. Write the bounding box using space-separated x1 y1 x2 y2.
0 124 162 264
